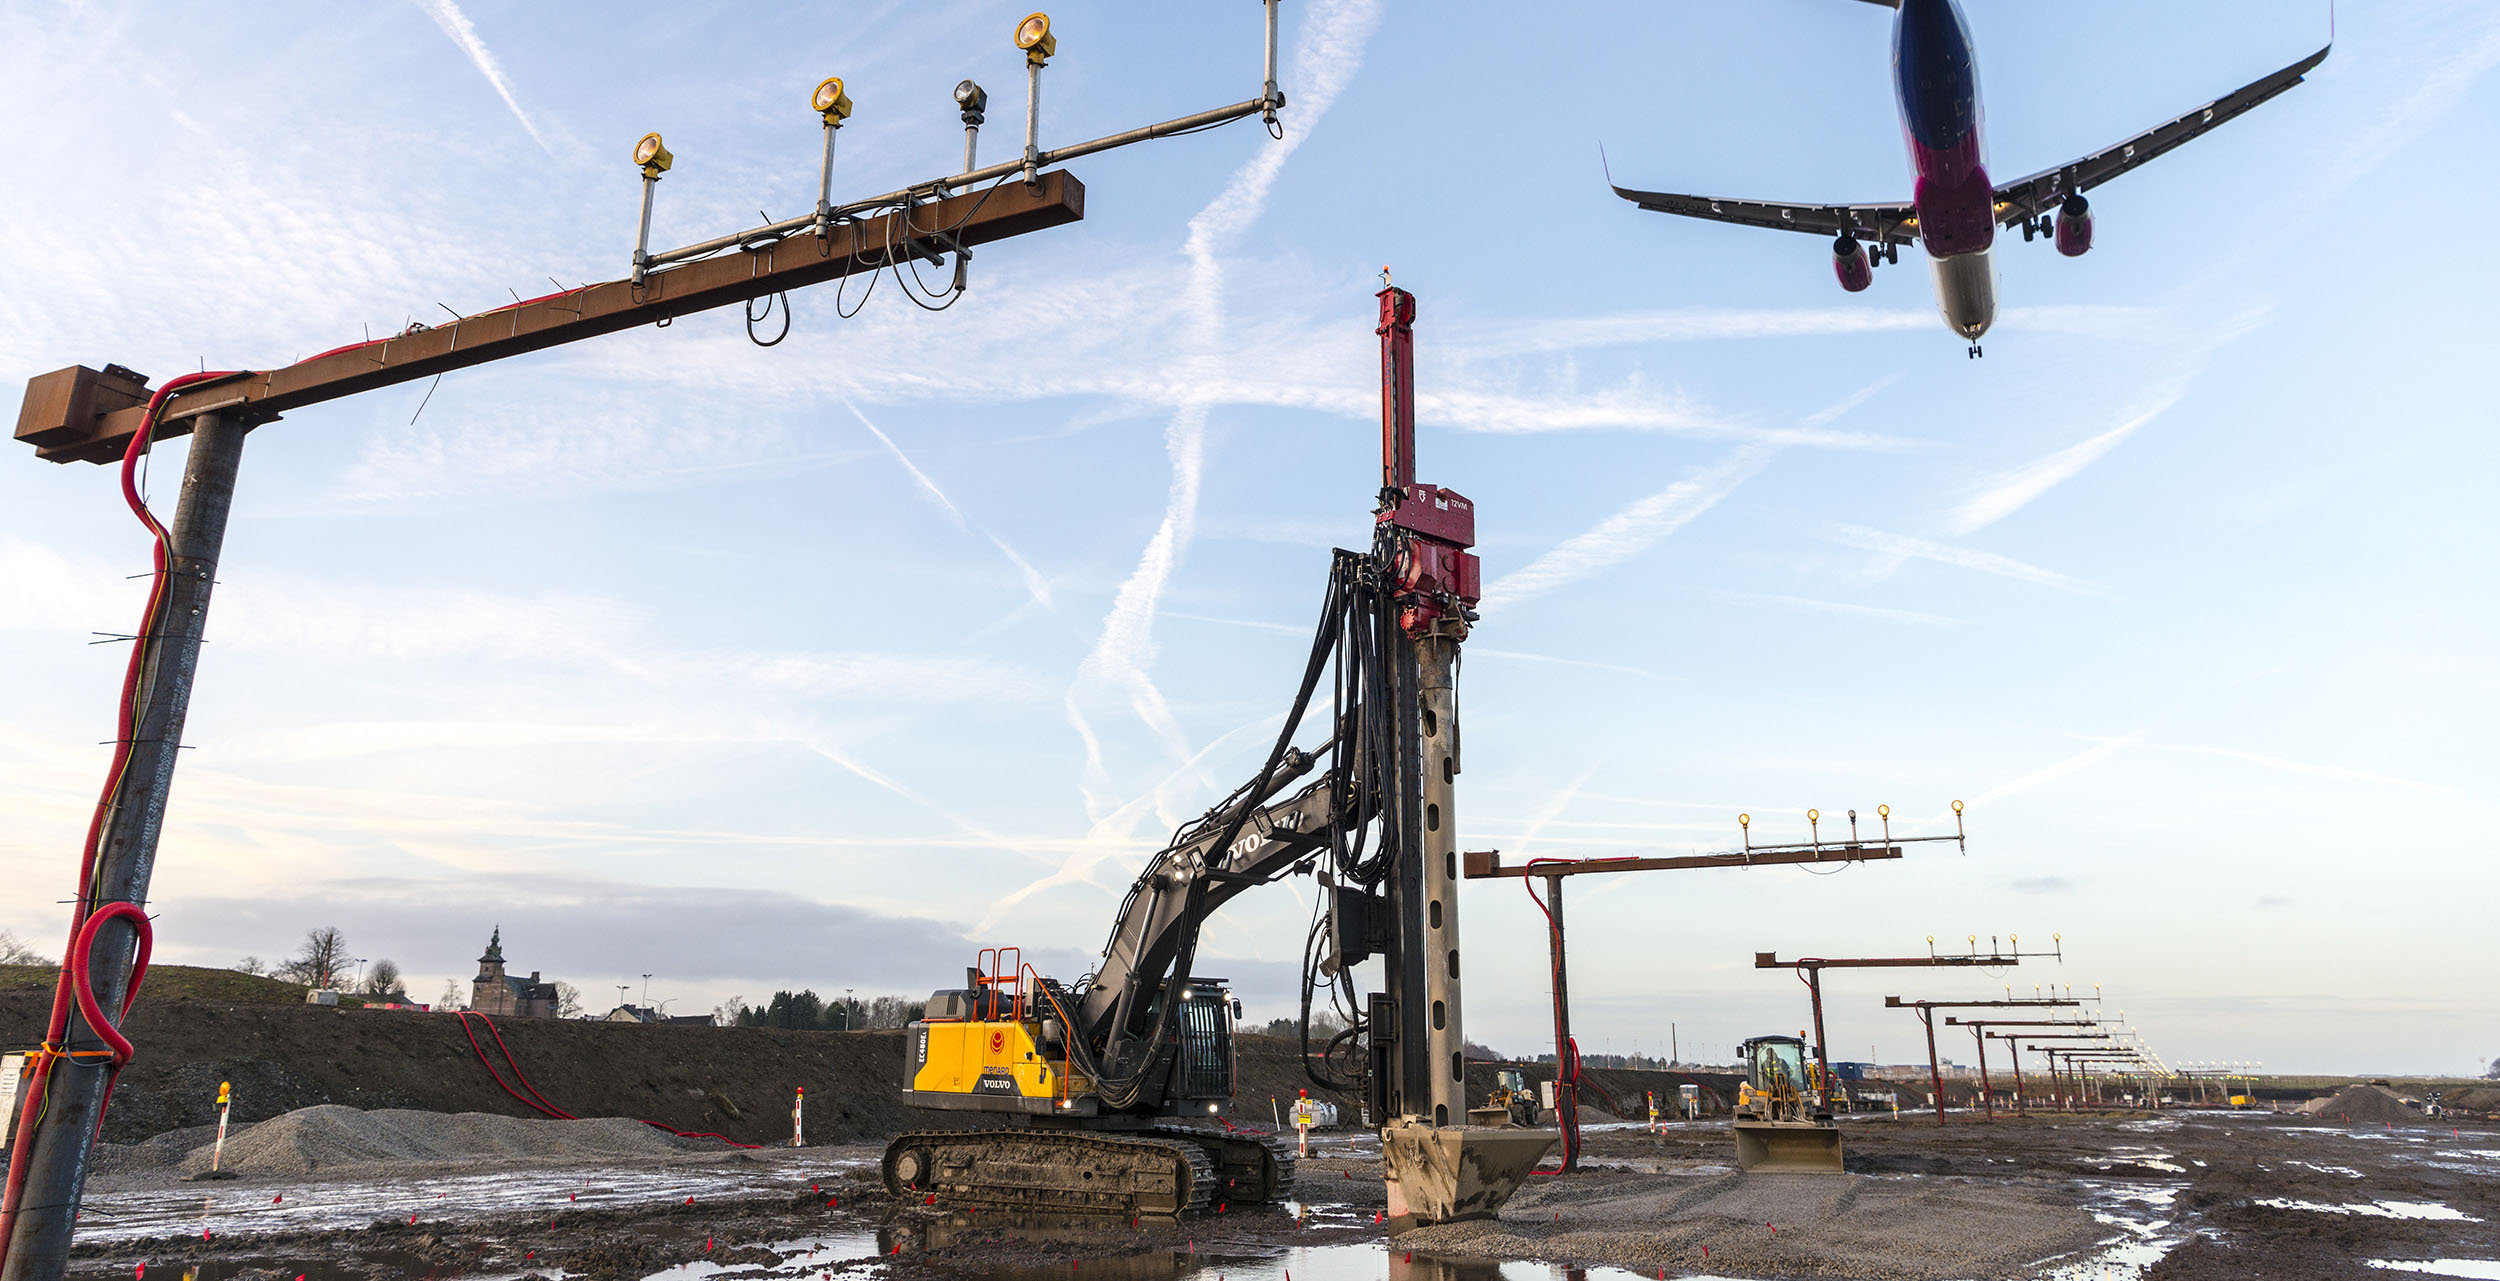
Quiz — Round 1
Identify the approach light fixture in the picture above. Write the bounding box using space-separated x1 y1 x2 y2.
1015 12 1057 64
1951 798 1965 814
955 78 989 120
634 132 673 176
1806 809 1819 823
812 76 854 124
1876 804 1889 819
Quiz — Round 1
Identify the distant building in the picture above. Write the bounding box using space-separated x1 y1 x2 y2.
470 927 561 1018
603 1004 710 1026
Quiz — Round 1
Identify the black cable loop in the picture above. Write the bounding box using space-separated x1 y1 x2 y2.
744 291 790 346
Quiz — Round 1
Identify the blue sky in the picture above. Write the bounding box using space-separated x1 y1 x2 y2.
2 0 2493 1075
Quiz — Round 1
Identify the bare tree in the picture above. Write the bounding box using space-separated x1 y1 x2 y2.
0 930 48 966
861 995 925 1029
713 994 746 1028
361 958 405 1000
278 927 351 988
233 955 266 976
436 980 465 1011
553 981 584 1018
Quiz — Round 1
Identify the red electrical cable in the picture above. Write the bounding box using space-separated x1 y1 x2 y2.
0 371 239 1247
1520 862 1583 1175
454 1012 759 1149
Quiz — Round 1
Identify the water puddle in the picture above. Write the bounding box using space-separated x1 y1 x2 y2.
70 1157 870 1245
2253 1198 2480 1222
2366 1263 2500 1279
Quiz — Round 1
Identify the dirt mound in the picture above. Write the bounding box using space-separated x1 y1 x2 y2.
2305 1084 2423 1124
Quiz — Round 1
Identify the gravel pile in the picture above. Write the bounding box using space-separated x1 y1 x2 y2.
1400 1167 2109 1280
91 1106 710 1178
2304 1085 2424 1125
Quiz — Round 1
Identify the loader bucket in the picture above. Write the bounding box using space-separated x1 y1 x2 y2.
1732 1120 1845 1174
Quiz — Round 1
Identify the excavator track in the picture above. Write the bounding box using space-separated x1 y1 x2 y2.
883 1130 1218 1216
1153 1124 1298 1205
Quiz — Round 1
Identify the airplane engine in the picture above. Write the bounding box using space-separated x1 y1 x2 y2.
1832 235 1873 293
2054 195 2093 257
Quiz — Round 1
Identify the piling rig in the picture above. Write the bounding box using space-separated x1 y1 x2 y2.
883 282 1553 1224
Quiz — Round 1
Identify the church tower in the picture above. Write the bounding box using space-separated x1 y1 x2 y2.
471 926 516 1015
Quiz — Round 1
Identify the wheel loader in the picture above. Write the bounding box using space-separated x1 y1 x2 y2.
1730 1034 1845 1173
1488 1068 1539 1126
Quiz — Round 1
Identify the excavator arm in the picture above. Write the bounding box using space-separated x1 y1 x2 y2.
1076 750 1357 1085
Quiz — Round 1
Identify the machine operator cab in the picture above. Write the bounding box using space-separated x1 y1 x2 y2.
1735 1035 1823 1123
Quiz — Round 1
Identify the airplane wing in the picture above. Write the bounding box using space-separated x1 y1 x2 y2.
1608 183 1920 246
1993 44 2329 226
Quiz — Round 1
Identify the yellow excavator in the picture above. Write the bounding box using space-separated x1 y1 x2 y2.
882 750 1334 1215
1731 1034 1844 1173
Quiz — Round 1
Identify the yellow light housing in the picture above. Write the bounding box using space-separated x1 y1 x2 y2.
1951 798 1965 814
1876 803 1889 819
1015 11 1057 64
1806 809 1819 823
1738 813 1750 828
633 132 674 175
812 76 853 123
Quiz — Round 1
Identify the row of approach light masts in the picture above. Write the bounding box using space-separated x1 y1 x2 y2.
627 6 1286 287
1999 985 2169 1080
1736 799 1968 855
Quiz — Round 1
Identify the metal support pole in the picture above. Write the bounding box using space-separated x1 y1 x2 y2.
2008 1040 2026 1116
1415 637 1465 1131
2 414 249 1281
1971 1025 1994 1122
632 174 658 286
1921 1009 1945 1126
1261 0 1282 126
1022 62 1042 188
1544 873 1576 1170
814 121 839 236
1806 966 1831 1113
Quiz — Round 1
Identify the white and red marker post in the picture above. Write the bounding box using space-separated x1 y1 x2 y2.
792 1087 805 1148
1292 1088 1313 1157
210 1081 233 1173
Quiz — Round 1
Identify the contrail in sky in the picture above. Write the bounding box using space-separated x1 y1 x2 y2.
1064 0 1384 825
410 0 553 156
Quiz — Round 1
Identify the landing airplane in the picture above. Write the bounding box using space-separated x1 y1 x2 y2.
1610 0 2327 356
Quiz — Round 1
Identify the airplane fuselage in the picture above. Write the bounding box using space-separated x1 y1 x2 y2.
1895 0 1997 341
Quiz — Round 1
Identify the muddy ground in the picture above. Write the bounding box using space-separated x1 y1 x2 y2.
56 1107 2500 1280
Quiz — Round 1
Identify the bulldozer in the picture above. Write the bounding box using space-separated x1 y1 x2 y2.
1730 1034 1845 1173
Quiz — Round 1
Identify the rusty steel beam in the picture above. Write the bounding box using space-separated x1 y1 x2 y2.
1756 952 2017 969
1461 844 1903 880
16 171 1086 464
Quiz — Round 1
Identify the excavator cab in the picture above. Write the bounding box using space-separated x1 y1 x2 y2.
1731 1034 1844 1174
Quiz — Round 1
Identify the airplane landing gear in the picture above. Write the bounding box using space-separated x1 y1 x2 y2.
1967 343 1984 359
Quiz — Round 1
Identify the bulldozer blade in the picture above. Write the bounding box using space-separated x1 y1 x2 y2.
1732 1121 1845 1174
